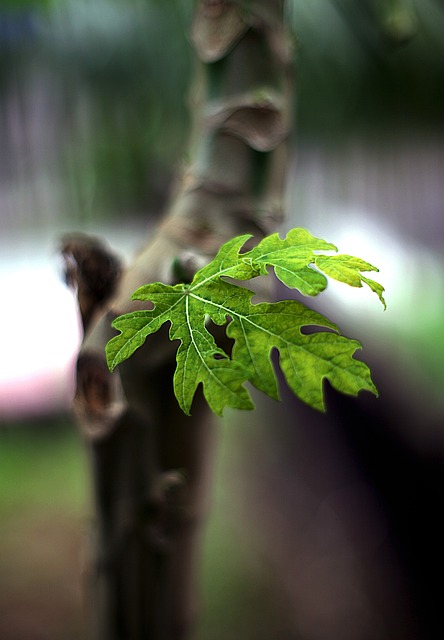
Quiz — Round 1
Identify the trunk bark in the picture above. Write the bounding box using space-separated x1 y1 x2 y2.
62 2 292 638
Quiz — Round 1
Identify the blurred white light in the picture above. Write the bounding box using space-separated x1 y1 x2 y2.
0 260 82 419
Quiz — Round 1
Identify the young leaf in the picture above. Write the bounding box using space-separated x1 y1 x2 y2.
314 255 387 309
106 229 384 416
238 227 336 295
239 229 386 307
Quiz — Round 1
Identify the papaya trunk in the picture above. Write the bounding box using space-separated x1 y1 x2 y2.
62 2 292 638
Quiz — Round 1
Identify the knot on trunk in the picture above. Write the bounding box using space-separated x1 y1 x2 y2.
60 233 122 333
74 351 126 440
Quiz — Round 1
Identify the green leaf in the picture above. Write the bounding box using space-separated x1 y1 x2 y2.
236 227 336 295
106 229 384 416
314 254 387 309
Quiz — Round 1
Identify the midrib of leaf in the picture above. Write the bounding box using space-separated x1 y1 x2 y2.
238 315 270 389
188 291 351 374
109 295 185 370
273 263 325 293
250 249 312 263
189 269 273 391
183 293 236 398
191 263 244 291
284 343 303 390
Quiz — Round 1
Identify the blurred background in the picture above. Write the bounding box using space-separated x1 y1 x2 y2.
1 0 443 639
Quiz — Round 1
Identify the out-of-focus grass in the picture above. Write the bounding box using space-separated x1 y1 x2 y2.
0 417 88 516
0 417 90 640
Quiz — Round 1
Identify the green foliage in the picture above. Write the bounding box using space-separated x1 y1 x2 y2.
106 229 385 416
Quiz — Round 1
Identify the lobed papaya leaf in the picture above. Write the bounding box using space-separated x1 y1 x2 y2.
106 228 384 415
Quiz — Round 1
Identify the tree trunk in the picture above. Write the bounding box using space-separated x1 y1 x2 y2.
61 2 291 638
